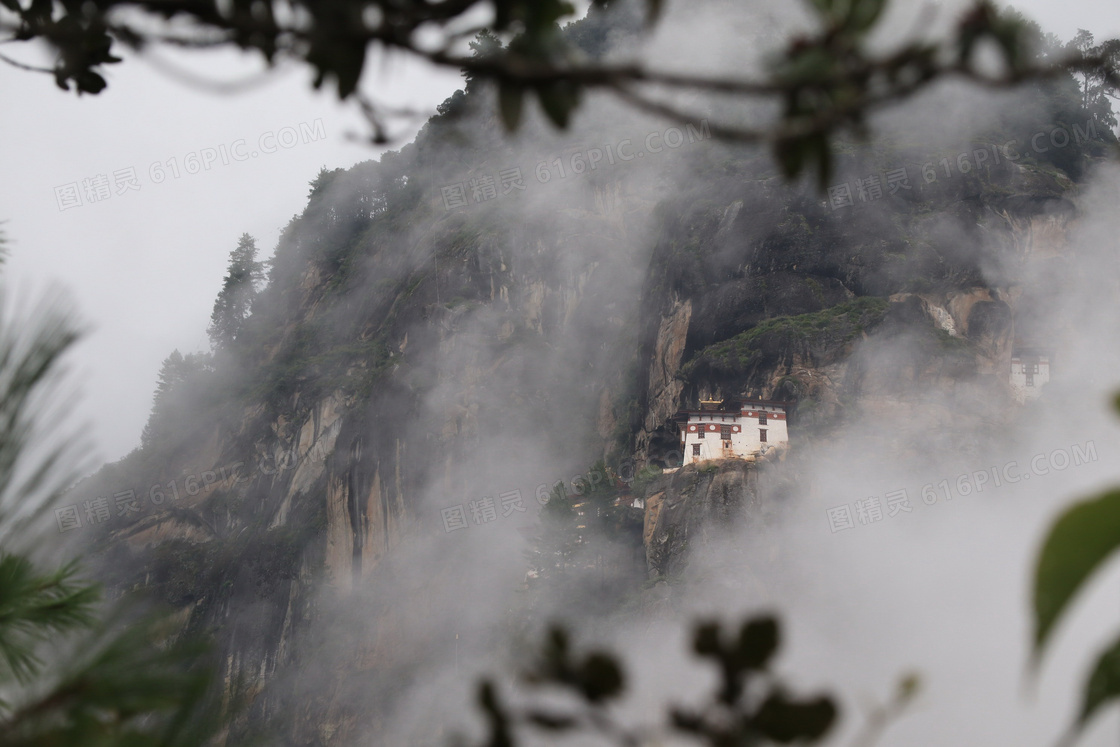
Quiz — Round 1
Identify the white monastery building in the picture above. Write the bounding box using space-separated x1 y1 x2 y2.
1010 347 1050 403
675 398 790 465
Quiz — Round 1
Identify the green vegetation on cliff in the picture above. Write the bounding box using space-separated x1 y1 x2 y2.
681 297 890 381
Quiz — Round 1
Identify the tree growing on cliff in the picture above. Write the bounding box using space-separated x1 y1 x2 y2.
1068 30 1120 130
140 349 214 451
208 234 265 352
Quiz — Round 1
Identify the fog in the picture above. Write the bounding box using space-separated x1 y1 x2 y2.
7 0 1120 746
326 3 1120 744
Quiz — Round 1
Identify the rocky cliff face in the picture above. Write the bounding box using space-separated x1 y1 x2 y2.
643 456 769 579
627 151 1088 467
70 19 1114 742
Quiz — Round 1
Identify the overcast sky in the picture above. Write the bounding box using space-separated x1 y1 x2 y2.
1 47 463 466
2 0 1120 467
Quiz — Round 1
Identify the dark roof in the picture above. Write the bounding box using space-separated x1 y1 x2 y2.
1011 347 1052 357
672 400 791 420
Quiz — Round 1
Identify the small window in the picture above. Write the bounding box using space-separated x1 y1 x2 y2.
698 428 705 438
758 412 767 425
720 425 732 440
692 444 701 456
759 429 768 443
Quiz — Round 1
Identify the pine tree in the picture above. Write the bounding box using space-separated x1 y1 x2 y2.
462 30 501 93
140 350 183 451
0 287 232 745
207 234 264 351
140 350 212 452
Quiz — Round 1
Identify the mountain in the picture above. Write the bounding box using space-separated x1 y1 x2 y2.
64 5 1117 743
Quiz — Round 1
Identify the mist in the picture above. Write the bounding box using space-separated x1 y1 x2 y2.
11 0 1120 745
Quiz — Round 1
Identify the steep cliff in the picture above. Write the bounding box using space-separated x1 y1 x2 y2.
67 9 1116 742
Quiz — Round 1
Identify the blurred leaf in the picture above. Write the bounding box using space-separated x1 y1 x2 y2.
491 0 515 30
693 621 722 657
307 39 367 99
477 680 513 747
669 707 704 733
71 70 108 94
525 710 576 730
775 132 833 187
897 672 921 700
989 11 1030 72
576 651 624 702
0 611 237 746
734 616 779 670
775 136 807 180
1077 632 1120 730
546 625 570 663
846 0 887 33
810 133 834 187
498 81 524 130
0 555 98 682
805 0 835 17
536 82 579 128
523 624 572 686
774 46 836 86
751 690 837 743
1033 489 1120 656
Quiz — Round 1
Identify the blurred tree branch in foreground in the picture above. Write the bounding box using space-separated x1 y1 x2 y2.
0 248 239 745
2 0 1119 183
455 617 919 747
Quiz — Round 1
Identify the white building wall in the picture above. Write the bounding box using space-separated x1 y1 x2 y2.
680 403 789 465
1010 355 1050 403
